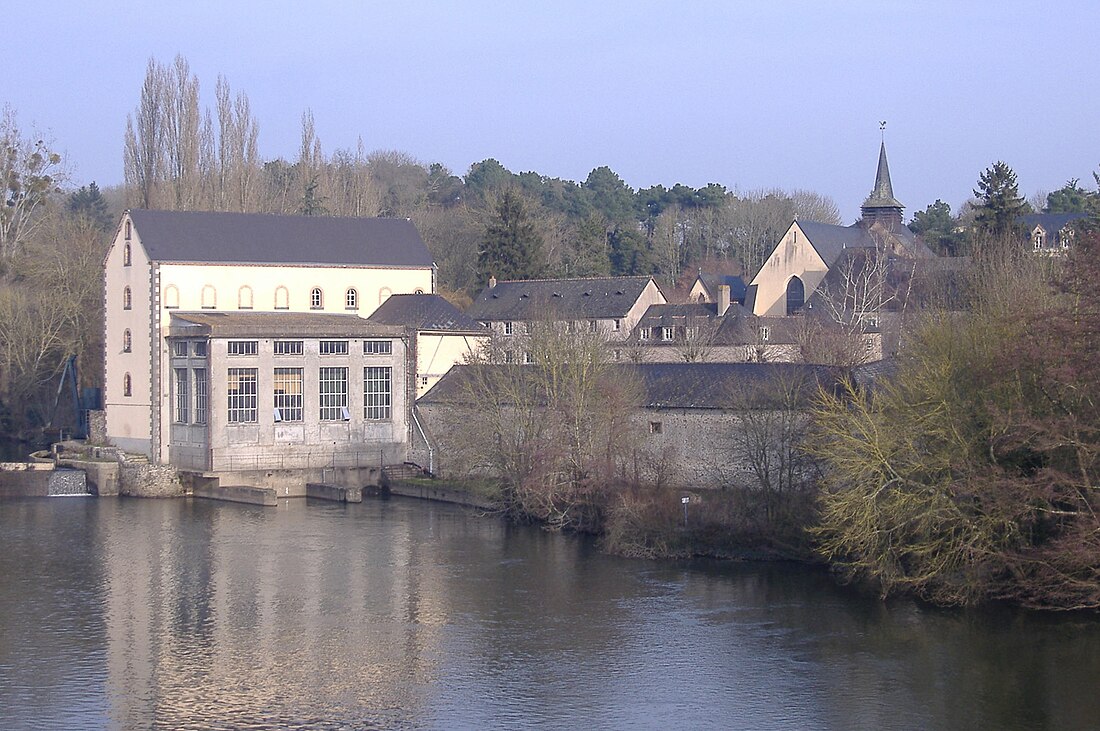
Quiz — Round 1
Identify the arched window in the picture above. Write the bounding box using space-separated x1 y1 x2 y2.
201 285 216 309
310 287 324 309
274 286 289 310
123 287 132 310
123 244 131 266
785 276 805 316
345 288 358 310
123 373 132 397
238 285 253 310
123 329 132 353
698 293 706 304
378 287 392 305
125 221 131 240
164 284 179 309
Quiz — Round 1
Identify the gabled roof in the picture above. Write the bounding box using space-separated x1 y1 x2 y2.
793 220 934 268
367 294 487 334
1019 212 1088 234
795 221 873 266
168 311 403 338
419 362 838 410
465 276 662 321
695 273 747 302
128 209 434 268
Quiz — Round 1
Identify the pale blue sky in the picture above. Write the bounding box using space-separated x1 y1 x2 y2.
6 1 1098 221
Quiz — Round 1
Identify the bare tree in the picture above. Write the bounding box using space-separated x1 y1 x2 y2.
163 55 204 210
726 367 821 532
124 58 170 208
1 107 67 259
673 315 719 363
215 76 260 212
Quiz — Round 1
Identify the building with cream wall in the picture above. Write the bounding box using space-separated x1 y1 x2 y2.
367 294 489 398
104 209 434 463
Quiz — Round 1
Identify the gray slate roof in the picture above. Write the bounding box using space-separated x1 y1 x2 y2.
1019 212 1088 233
419 362 838 410
466 276 660 321
637 303 718 328
368 294 487 333
129 209 434 268
794 220 933 267
696 273 747 302
862 141 904 210
168 311 404 338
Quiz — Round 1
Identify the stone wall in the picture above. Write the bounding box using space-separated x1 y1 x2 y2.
119 462 185 498
87 410 108 445
414 402 806 491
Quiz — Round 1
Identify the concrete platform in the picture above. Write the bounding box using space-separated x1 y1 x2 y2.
192 484 278 506
306 483 363 503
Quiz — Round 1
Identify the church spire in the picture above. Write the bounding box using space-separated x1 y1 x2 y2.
861 135 904 227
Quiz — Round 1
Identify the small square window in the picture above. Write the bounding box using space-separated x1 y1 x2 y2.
193 341 207 357
172 341 188 358
649 421 662 434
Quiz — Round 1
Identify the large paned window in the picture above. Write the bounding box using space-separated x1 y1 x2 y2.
363 340 392 355
228 340 257 356
273 368 303 422
174 368 189 423
364 366 392 420
227 368 258 423
194 369 207 424
319 340 348 355
273 340 303 355
319 367 348 421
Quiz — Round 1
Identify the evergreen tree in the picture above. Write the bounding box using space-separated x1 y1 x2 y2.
477 189 543 283
1044 179 1094 213
973 161 1028 237
67 182 113 231
910 199 963 256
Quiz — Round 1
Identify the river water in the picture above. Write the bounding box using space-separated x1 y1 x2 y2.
1 496 1098 731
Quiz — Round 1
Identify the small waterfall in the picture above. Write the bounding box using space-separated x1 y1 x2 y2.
47 469 89 497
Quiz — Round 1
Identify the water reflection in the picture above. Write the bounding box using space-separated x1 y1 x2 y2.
0 496 1098 730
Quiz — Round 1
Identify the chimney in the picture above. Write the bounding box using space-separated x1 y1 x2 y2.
489 276 497 289
718 284 731 317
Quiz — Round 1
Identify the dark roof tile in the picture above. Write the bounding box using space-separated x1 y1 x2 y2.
129 209 434 268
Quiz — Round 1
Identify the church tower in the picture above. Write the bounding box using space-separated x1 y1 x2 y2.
860 141 904 229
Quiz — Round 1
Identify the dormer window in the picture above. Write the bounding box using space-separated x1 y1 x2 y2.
1033 230 1045 249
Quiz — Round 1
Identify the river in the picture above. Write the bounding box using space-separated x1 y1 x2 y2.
1 496 1098 730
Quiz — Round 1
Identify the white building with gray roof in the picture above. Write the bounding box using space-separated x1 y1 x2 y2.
104 209 434 464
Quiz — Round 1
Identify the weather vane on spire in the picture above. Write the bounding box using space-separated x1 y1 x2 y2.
879 120 887 140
